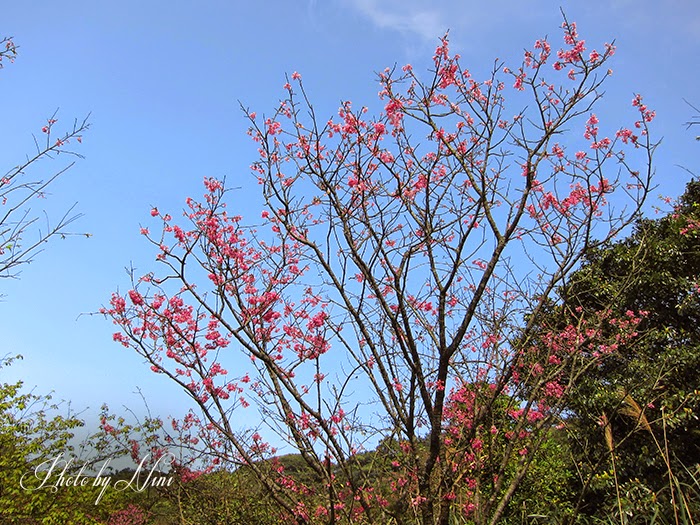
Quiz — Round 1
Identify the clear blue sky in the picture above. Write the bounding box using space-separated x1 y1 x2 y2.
2 0 699 432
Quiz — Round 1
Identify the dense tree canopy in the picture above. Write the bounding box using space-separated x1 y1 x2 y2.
545 179 700 520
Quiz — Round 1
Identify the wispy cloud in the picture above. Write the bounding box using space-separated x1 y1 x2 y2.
345 0 449 41
340 0 547 49
341 0 700 59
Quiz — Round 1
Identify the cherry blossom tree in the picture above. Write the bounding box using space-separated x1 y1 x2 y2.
104 18 657 525
0 36 90 283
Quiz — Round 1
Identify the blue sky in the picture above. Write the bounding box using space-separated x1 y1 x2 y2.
2 0 699 432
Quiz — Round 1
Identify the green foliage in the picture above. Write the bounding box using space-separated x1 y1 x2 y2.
0 355 163 524
502 430 577 524
0 355 104 524
138 467 285 524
